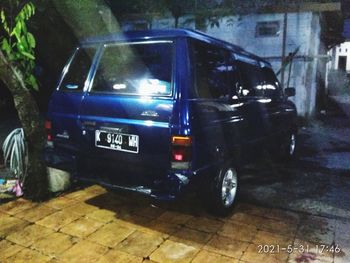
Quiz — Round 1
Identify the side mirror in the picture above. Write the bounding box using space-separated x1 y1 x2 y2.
285 87 295 97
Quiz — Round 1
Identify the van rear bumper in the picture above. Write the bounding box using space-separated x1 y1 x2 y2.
44 148 199 201
74 170 197 201
74 175 186 201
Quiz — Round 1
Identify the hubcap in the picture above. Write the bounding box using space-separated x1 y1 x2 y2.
289 134 296 156
221 168 238 207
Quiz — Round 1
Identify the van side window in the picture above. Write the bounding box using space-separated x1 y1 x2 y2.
192 41 230 99
236 61 264 97
261 67 282 99
60 47 96 91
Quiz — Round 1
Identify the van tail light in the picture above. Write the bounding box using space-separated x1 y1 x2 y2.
45 120 53 146
171 136 192 169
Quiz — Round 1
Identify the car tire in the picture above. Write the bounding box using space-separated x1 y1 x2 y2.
206 165 239 217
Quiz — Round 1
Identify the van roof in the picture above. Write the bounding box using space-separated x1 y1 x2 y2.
81 28 271 67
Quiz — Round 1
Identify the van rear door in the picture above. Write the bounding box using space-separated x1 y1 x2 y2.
48 46 97 155
77 41 175 187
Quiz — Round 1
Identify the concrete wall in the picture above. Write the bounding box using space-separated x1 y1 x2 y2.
123 12 322 117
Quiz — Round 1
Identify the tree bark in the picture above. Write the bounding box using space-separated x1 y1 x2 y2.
0 50 48 201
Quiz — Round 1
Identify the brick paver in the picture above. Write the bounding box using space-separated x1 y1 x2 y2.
97 249 143 263
116 230 164 258
0 198 38 215
31 232 77 258
59 239 108 263
192 250 238 263
218 221 258 242
150 240 199 263
15 204 58 222
87 222 135 247
36 210 82 231
0 215 29 238
59 217 104 238
169 227 213 249
6 223 54 247
0 185 348 262
6 247 51 263
0 240 24 261
85 208 117 223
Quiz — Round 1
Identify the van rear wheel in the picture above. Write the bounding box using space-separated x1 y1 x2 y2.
206 165 239 216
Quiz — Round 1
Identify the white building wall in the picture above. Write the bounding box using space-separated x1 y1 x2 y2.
333 41 350 71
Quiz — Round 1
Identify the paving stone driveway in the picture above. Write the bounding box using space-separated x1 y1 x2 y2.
0 185 349 263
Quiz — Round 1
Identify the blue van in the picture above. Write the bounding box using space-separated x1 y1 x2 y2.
45 29 297 215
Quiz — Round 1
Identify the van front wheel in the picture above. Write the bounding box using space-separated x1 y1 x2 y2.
207 165 239 216
280 130 297 161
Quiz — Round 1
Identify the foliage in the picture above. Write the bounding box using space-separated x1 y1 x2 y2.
0 1 38 90
2 128 27 184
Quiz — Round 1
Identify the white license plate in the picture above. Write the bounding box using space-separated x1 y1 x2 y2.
95 130 139 153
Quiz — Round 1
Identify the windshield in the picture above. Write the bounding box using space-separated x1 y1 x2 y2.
91 41 173 96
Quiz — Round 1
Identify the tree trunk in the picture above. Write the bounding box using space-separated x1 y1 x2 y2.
0 50 48 201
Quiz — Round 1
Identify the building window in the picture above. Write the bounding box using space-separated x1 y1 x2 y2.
339 48 342 52
255 21 280 37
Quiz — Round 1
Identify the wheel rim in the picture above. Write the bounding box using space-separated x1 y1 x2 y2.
221 168 238 207
289 134 296 156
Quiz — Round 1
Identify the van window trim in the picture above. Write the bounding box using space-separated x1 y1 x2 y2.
87 40 175 98
57 45 100 93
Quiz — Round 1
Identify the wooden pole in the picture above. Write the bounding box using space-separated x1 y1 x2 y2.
281 12 288 88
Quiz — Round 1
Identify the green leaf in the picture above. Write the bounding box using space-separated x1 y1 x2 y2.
26 4 32 17
16 42 25 52
1 39 11 54
27 33 36 48
20 50 35 60
0 10 5 23
8 53 15 61
27 74 38 91
21 22 27 35
19 35 29 50
31 3 36 16
1 10 10 34
11 21 22 40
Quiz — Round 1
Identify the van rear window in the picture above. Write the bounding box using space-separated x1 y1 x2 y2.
91 42 173 96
